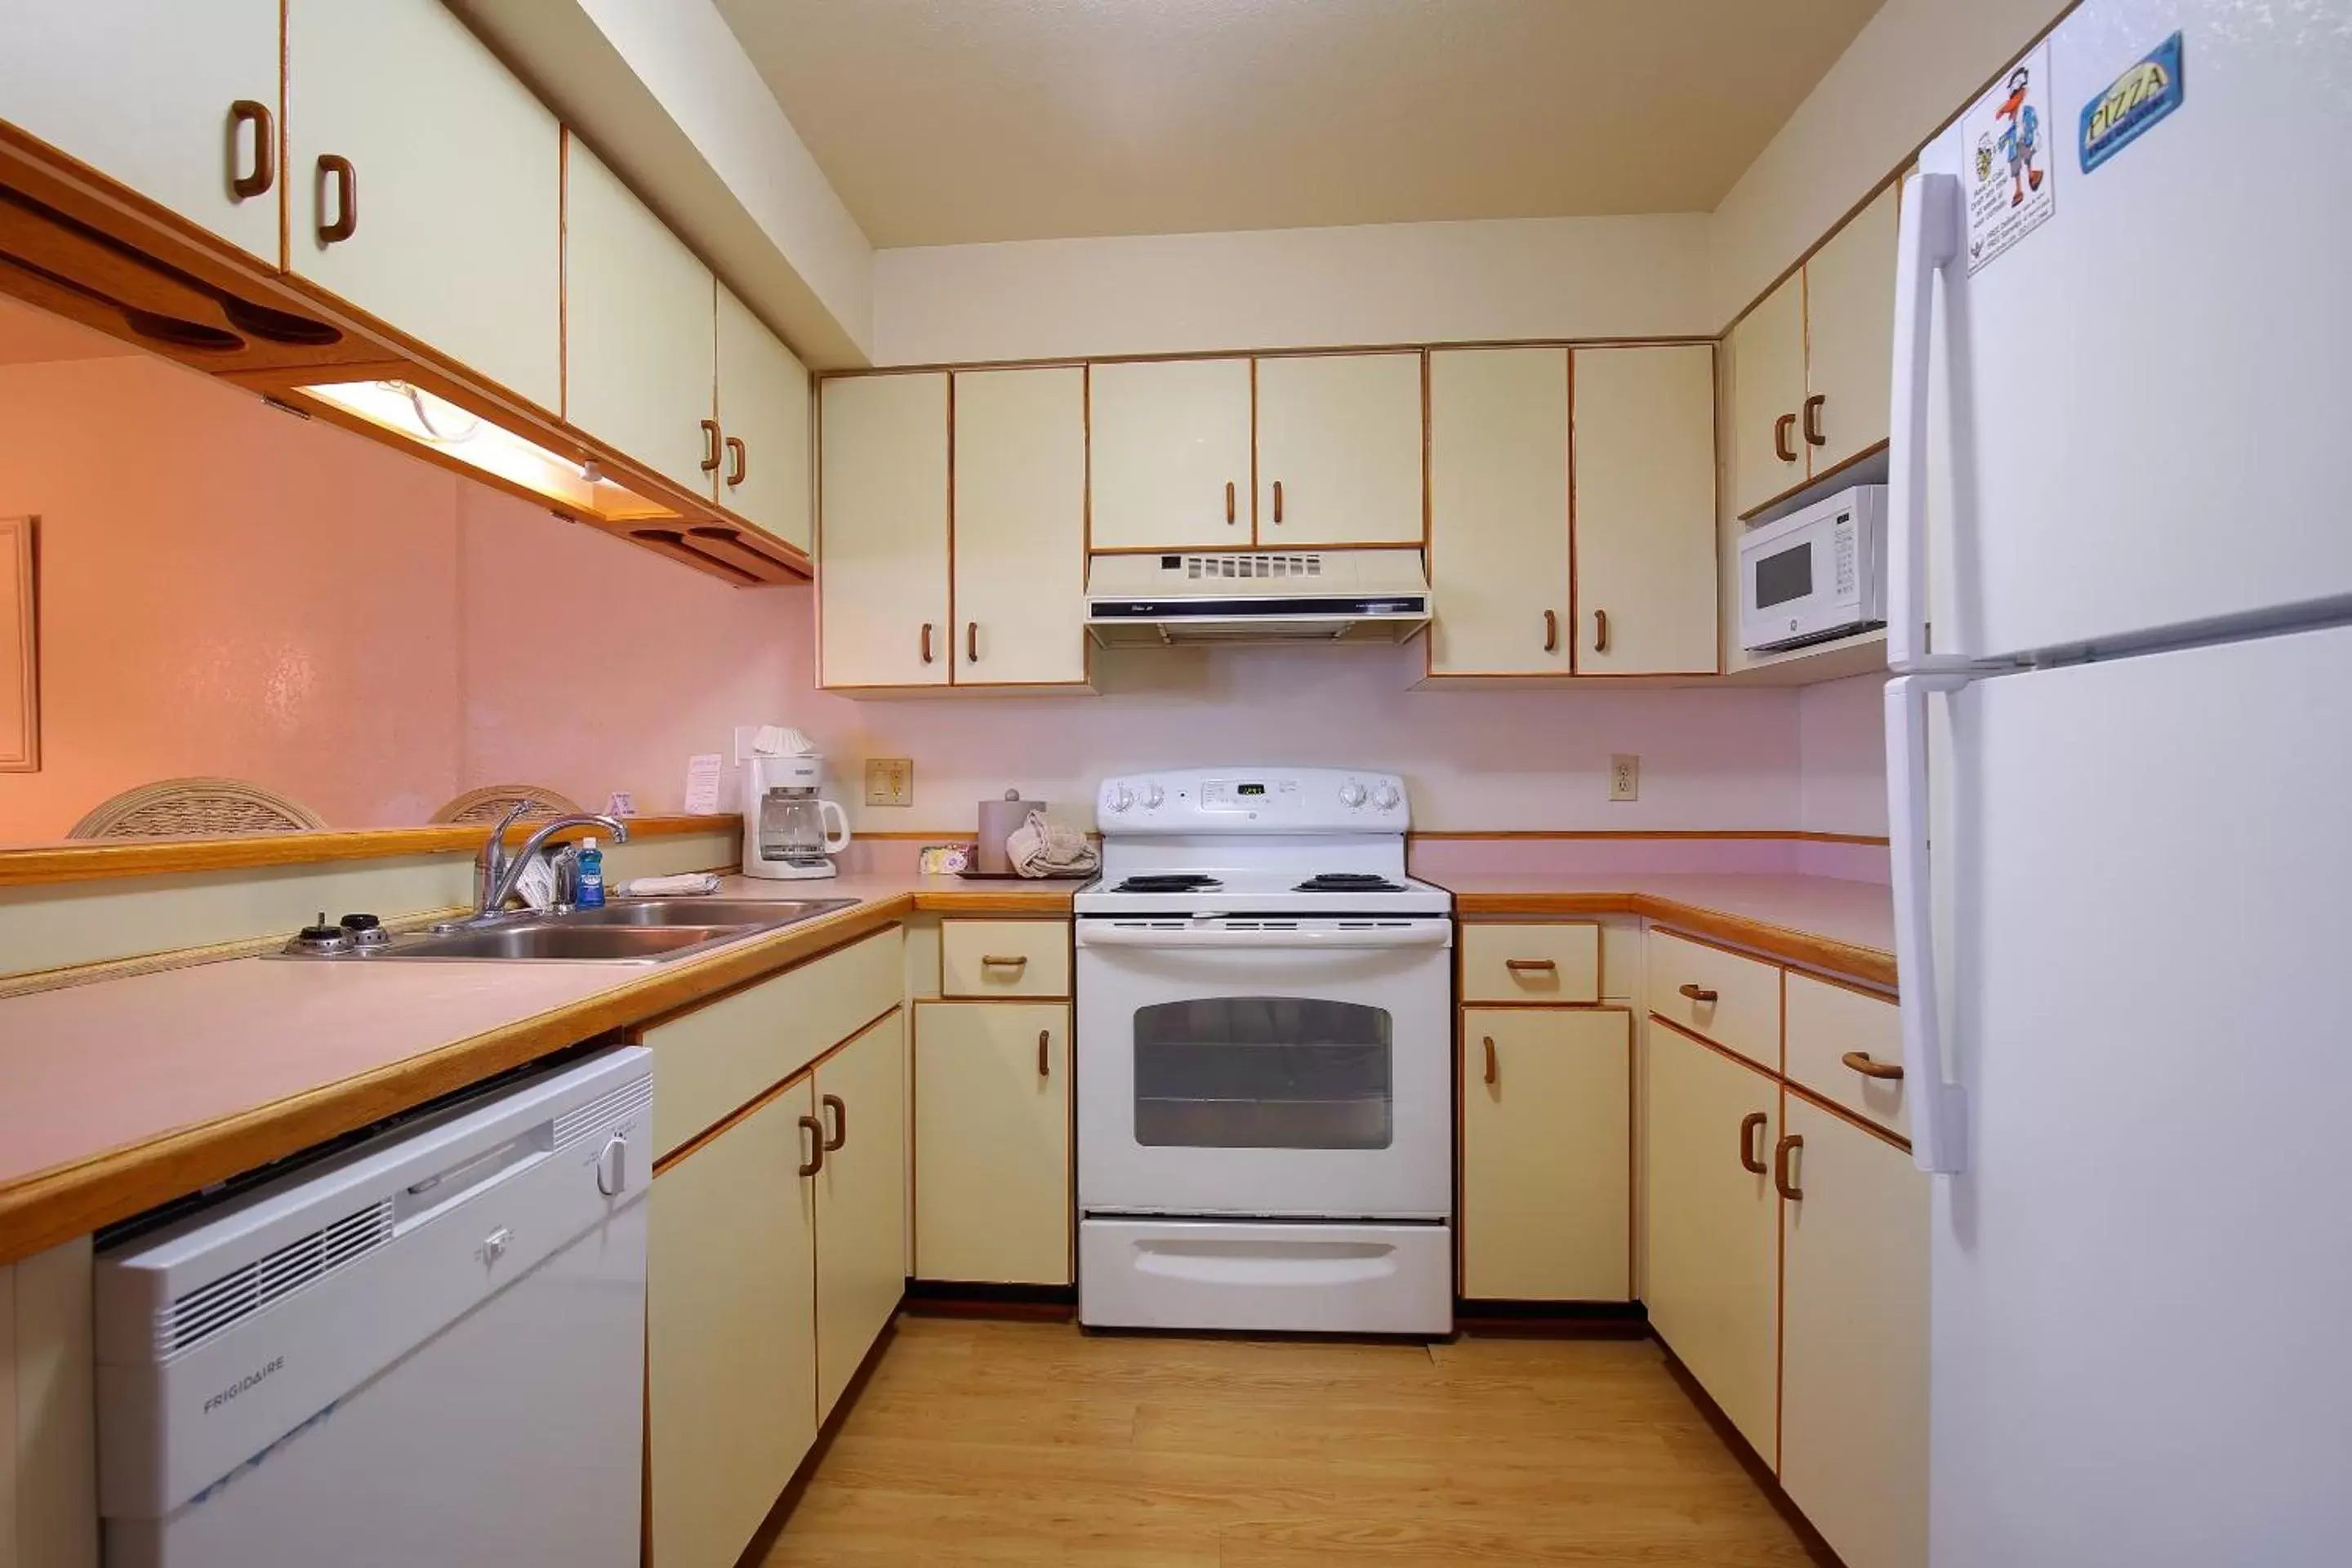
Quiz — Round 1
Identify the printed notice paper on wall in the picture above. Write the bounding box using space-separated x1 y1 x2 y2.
1962 39 2056 274
684 753 724 815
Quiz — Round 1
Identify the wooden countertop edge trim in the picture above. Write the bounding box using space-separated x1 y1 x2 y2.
0 886 1076 1263
1448 889 1895 991
0 815 742 889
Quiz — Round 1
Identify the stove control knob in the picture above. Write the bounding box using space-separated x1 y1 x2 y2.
1107 783 1135 813
1338 781 1368 808
1372 782 1402 812
1142 782 1165 808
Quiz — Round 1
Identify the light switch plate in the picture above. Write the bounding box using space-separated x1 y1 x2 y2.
866 758 914 808
1609 754 1639 802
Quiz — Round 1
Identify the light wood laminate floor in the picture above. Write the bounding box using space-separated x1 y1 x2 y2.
763 1316 1812 1566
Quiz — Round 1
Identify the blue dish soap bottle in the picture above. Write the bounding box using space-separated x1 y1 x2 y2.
577 835 605 908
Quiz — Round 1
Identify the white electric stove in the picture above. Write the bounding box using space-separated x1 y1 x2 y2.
1074 767 1454 1336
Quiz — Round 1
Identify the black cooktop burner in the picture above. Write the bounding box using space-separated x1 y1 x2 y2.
1113 873 1224 893
1294 873 1407 893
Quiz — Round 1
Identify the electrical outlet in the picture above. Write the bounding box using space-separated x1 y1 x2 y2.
1609 754 1640 802
865 758 914 808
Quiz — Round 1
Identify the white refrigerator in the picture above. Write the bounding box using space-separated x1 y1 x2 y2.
1885 0 2352 1562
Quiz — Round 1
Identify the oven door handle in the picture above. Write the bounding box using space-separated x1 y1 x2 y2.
1076 923 1454 951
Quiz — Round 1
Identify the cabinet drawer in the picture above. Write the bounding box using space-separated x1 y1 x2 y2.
1461 924 1601 1004
941 920 1070 998
1646 929 1780 1071
1785 972 1908 1142
643 925 903 1156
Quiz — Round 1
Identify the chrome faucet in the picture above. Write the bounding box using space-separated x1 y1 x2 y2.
471 805 630 920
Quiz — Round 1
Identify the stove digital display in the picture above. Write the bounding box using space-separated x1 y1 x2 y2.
1236 783 1267 796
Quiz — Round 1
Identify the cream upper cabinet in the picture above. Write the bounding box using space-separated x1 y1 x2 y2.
1253 353 1424 546
715 285 812 553
1460 1009 1631 1301
1644 1023 1780 1463
1802 184 1900 479
913 1001 1072 1285
1726 272 1808 519
1428 347 1571 675
565 139 716 497
819 372 951 688
1779 1098 1930 1568
0 0 281 264
813 1013 908 1421
1088 358 1253 550
1572 345 1719 675
285 0 560 412
951 367 1087 686
648 1083 819 1568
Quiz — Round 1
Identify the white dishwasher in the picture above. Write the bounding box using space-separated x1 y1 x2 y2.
93 1045 653 1568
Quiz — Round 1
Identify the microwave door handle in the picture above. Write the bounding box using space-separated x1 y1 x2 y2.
1886 672 1971 1174
1888 172 1960 672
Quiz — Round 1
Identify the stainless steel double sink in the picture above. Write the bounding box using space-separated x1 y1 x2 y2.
327 898 858 965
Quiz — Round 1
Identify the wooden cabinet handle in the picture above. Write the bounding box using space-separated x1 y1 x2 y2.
1773 412 1797 464
797 1113 825 1177
1739 1111 1768 1174
1504 958 1557 973
315 154 357 244
1802 394 1827 448
1543 608 1559 653
967 621 979 664
1225 481 1236 525
920 622 935 664
1841 1050 1905 1080
1481 1036 1497 1087
1678 982 1718 1004
821 1093 848 1152
1774 1133 1804 1200
1037 1029 1052 1076
725 435 746 487
228 100 274 200
1593 608 1610 654
1272 479 1284 523
699 418 722 474
981 953 1028 969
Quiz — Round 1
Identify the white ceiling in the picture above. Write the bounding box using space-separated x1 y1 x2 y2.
715 0 1886 248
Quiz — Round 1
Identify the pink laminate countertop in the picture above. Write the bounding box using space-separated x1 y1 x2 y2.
1430 872 1896 990
0 875 1079 1263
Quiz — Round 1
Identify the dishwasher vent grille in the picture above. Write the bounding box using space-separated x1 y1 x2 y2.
157 1198 394 1356
551 1073 653 1153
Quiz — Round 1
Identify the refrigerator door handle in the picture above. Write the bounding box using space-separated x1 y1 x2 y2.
1886 172 1971 675
1886 672 1971 1174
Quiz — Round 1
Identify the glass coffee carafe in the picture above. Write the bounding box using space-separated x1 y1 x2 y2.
758 787 850 872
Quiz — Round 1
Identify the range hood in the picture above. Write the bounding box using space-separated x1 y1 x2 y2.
1086 549 1432 646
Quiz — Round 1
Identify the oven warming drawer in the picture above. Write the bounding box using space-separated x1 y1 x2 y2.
1079 1218 1451 1335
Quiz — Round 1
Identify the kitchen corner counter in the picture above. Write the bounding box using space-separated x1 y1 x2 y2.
0 875 1079 1266
1430 872 1895 991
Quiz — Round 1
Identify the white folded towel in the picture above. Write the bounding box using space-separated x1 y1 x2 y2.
619 872 723 898
1007 808 1099 879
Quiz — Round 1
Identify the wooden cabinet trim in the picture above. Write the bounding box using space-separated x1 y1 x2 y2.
651 1000 903 1175
1783 1077 1912 1156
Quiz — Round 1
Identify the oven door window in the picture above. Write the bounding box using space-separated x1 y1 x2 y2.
1132 997 1393 1150
1754 540 1814 609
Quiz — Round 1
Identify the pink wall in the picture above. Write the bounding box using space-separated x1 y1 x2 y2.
0 354 466 841
1797 672 1888 838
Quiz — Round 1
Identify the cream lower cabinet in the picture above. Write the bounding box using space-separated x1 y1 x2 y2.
813 1013 909 1420
913 1001 1072 1285
1087 358 1253 550
648 1083 822 1568
1460 1009 1631 1301
715 285 813 552
951 367 1087 686
1644 1020 1780 1463
285 0 562 411
818 372 951 688
1570 345 1718 675
1428 347 1572 675
1 1238 97 1568
1779 1095 1930 1568
0 0 281 265
1253 352 1424 546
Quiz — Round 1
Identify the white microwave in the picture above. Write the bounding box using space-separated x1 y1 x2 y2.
1739 484 1887 653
